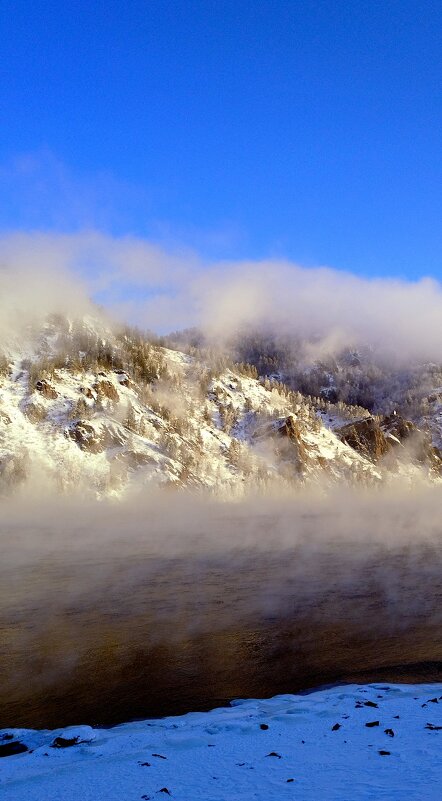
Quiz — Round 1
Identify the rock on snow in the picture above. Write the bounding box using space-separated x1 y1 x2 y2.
1 683 441 800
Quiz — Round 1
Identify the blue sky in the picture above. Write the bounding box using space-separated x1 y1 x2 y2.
1 0 441 280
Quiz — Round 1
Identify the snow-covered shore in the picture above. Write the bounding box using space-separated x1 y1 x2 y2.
1 683 441 800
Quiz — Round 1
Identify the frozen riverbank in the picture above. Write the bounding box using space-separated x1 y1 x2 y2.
1 683 441 800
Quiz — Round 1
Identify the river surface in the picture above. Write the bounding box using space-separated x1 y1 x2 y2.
1 517 441 729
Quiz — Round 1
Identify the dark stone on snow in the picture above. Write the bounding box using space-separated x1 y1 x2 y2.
51 736 80 748
0 741 28 757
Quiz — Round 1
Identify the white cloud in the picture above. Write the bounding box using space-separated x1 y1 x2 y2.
1 229 442 362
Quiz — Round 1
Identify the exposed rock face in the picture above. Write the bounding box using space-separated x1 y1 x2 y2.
253 414 304 443
337 417 389 462
35 379 58 399
80 386 96 400
381 413 415 442
93 379 119 403
383 415 442 474
382 414 442 474
66 421 104 454
338 413 442 474
23 401 47 423
275 415 309 475
252 415 309 475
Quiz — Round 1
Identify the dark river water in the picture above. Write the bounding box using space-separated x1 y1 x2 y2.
1 517 442 729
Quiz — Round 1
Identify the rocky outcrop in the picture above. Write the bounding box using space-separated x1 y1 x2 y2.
381 413 415 442
276 415 303 441
252 414 310 475
277 415 309 475
382 414 442 473
66 421 105 454
338 413 442 474
35 379 58 399
93 379 120 403
23 401 47 423
337 417 389 462
80 386 96 400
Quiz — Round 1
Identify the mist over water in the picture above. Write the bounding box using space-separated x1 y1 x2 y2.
2 243 442 727
1 486 442 729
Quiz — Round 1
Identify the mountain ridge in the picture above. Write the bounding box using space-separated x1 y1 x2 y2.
0 314 441 498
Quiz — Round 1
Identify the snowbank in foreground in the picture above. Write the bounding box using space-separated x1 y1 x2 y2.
1 683 441 800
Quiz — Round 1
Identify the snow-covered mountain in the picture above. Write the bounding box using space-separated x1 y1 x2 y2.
0 315 440 498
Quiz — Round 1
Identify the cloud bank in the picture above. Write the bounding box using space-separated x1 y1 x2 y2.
1 230 442 362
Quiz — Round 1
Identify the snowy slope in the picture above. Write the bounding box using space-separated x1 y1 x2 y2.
1 683 441 801
0 316 386 497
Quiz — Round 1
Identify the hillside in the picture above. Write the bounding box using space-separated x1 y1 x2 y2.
0 315 440 498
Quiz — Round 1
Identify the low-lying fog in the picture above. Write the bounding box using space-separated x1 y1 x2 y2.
1 486 441 728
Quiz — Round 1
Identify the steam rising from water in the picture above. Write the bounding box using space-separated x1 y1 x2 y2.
1 487 442 727
1 230 442 725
